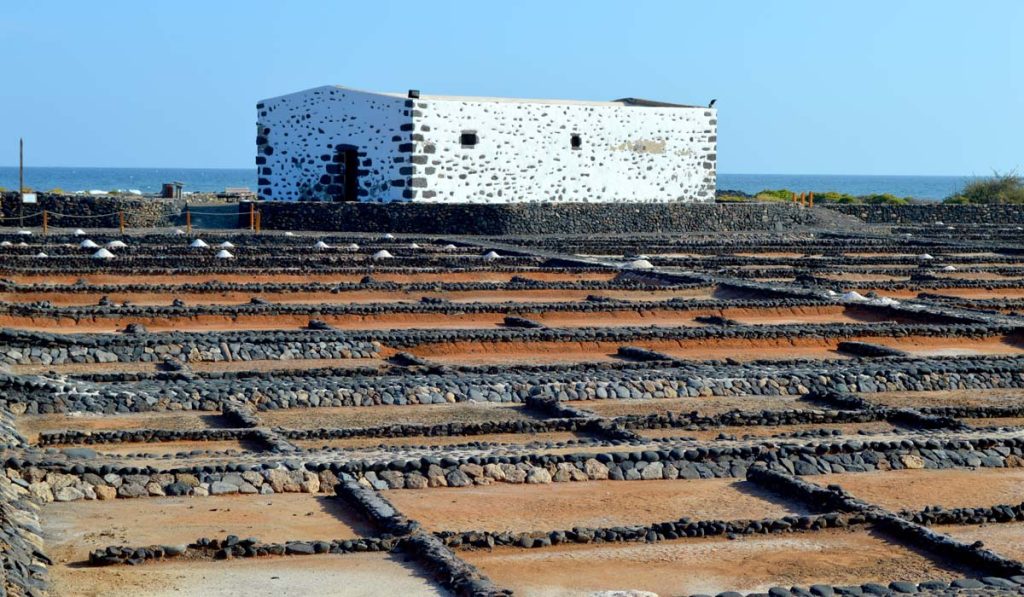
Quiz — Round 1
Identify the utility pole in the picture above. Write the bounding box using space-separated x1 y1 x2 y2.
19 138 24 225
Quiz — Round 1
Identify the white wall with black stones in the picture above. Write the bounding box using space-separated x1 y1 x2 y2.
411 98 716 203
256 86 410 202
257 86 716 203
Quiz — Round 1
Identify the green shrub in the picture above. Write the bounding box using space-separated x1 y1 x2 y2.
48 188 65 195
862 193 909 205
944 171 1024 204
757 189 795 200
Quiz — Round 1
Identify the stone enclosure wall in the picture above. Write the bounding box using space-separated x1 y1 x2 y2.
823 203 1024 225
256 85 717 203
0 192 182 228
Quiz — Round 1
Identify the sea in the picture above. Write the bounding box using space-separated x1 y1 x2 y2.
0 167 978 201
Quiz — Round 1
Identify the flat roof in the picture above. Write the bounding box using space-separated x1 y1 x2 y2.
359 86 703 108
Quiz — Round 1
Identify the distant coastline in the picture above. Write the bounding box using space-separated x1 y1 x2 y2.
0 166 977 200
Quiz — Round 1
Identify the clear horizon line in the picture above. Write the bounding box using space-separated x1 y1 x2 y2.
0 165 989 178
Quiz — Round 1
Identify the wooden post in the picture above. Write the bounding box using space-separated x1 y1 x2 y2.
186 209 192 235
255 211 261 234
249 203 255 231
119 211 125 234
791 192 797 203
809 192 815 208
42 211 47 235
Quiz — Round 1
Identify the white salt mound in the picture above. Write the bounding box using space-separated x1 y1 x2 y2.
107 240 128 249
443 244 457 251
174 229 186 235
942 265 957 272
219 241 235 248
215 249 234 259
17 230 31 236
79 239 99 249
190 239 209 248
622 259 654 270
0 241 10 247
92 248 115 259
314 240 330 250
347 243 360 251
34 252 47 258
383 233 396 239
841 291 868 302
918 253 933 260
73 229 86 236
482 251 501 261
284 231 295 237
372 250 393 260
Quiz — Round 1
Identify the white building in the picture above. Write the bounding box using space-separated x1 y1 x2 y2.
256 85 716 203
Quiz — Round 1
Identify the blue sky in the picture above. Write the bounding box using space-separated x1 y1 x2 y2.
1 1 1021 175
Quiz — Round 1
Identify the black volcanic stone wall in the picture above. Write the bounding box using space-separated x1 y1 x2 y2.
247 201 825 234
823 203 1024 225
0 192 183 228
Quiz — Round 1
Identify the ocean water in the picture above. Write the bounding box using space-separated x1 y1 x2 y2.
0 167 976 200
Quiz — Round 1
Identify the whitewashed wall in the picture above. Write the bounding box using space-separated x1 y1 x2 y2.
411 99 716 203
256 86 410 201
257 87 716 203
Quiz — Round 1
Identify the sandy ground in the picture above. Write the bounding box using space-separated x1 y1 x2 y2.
462 528 975 596
863 288 1024 300
46 552 448 597
295 431 588 451
638 420 901 441
387 479 810 533
935 522 1024 561
863 388 1024 409
258 403 534 430
572 396 814 418
812 468 1024 511
43 494 374 565
12 357 382 376
17 411 229 444
821 274 912 283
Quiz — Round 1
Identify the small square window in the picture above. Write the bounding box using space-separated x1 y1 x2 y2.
570 133 582 150
460 132 478 147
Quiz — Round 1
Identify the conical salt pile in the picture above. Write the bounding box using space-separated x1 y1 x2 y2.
190 239 209 248
79 239 99 249
383 233 396 240
443 244 457 251
34 252 47 258
219 241 235 248
482 251 500 261
73 229 86 236
409 243 421 249
314 240 330 250
372 250 393 260
107 240 128 249
215 249 234 259
621 259 653 270
92 248 115 259
347 243 360 251
174 229 186 235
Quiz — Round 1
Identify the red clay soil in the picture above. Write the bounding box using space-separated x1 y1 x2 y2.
570 396 815 418
462 528 975 596
2 270 616 286
257 403 535 430
17 411 229 444
0 305 903 334
387 479 811 533
963 417 1024 428
812 468 1024 511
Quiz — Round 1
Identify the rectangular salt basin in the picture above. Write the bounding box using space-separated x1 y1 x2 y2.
12 357 382 376
295 431 589 451
571 396 816 418
47 552 447 597
387 479 811 534
43 494 373 564
17 411 232 444
258 403 535 430
462 528 975 596
863 389 1024 409
812 468 1024 511
637 420 902 441
935 522 1024 561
